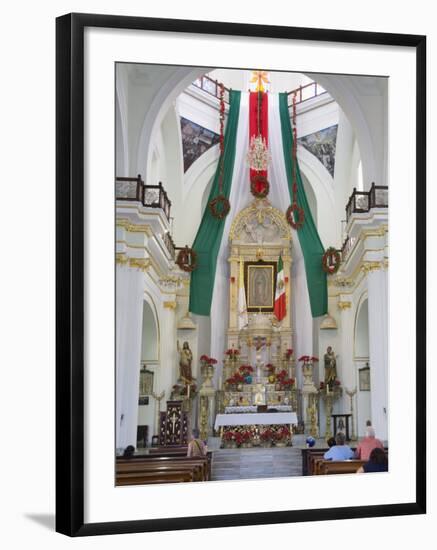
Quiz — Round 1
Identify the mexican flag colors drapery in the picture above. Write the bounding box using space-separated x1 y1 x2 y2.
188 90 327 319
188 90 241 316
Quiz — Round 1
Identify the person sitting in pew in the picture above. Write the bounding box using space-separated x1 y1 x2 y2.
323 432 354 461
187 428 207 457
354 426 384 461
123 445 135 458
327 436 336 448
356 447 388 473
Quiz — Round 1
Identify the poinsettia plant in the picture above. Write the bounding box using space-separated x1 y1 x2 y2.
265 363 275 372
274 426 291 441
298 355 319 362
225 348 240 357
239 364 254 374
285 348 293 359
260 428 274 441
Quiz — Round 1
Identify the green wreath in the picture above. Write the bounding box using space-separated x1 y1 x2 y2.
322 247 341 274
176 246 197 272
209 194 230 220
286 203 305 230
250 174 270 199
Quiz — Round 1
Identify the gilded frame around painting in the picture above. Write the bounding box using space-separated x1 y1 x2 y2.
56 12 426 537
245 261 277 311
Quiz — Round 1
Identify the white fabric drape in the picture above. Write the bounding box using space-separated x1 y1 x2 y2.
209 93 313 386
267 93 313 387
210 93 251 383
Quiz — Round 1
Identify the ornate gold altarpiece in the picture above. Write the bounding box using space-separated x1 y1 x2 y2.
216 198 298 416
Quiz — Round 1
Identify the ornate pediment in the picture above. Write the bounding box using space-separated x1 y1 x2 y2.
229 198 292 244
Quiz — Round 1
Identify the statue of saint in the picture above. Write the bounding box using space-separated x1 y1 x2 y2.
177 341 193 383
324 346 337 389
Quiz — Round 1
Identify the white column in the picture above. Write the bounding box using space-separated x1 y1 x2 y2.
115 262 145 450
366 266 388 441
159 300 177 399
338 299 355 410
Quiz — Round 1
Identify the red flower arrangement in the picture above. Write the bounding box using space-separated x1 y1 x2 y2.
298 355 319 362
274 426 291 441
282 378 295 388
334 379 341 386
223 431 235 441
265 363 275 373
240 430 252 443
260 428 274 441
239 364 254 374
276 369 288 381
234 432 244 445
208 357 218 365
225 348 240 357
200 354 209 362
285 348 293 359
319 381 325 389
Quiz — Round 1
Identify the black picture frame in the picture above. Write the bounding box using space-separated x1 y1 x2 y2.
56 12 426 537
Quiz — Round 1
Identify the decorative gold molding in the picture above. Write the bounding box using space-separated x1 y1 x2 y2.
361 261 383 274
116 218 153 236
116 253 129 265
163 301 177 310
228 198 292 242
129 258 151 271
337 300 352 310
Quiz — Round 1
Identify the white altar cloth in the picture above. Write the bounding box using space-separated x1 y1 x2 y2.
214 412 298 430
225 405 293 413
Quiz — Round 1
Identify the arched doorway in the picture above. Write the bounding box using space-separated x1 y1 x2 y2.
354 296 371 436
137 299 160 447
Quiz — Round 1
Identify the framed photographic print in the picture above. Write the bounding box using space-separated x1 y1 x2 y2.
56 12 426 537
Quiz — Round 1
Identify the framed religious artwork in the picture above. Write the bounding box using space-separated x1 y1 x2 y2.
56 13 426 537
245 261 277 311
359 364 371 391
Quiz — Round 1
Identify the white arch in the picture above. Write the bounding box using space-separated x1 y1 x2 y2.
115 66 129 177
306 74 384 188
297 144 337 246
136 67 210 181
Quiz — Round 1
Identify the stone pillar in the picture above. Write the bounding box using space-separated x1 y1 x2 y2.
115 259 146 450
365 264 388 441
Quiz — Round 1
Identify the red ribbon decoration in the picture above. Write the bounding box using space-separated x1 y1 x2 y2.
249 91 269 196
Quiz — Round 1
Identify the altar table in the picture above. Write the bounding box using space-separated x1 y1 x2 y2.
214 412 298 430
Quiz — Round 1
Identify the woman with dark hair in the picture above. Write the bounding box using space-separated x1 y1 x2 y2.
356 447 388 473
123 445 135 458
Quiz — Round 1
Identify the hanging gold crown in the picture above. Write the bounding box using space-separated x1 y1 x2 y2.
247 135 270 171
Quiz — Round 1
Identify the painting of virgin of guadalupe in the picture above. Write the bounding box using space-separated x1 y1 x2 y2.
245 262 275 311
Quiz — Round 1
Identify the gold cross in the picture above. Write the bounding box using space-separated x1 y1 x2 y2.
250 70 270 92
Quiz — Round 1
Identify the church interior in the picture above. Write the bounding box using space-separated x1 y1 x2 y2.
115 64 389 484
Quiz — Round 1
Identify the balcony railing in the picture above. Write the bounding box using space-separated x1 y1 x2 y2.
116 175 172 221
192 75 327 110
286 81 328 107
345 182 388 223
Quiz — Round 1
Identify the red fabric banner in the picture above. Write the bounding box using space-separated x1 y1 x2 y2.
249 91 268 184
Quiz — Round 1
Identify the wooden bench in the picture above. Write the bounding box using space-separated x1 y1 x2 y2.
302 447 388 476
116 452 212 485
117 459 206 482
316 460 366 475
117 469 195 485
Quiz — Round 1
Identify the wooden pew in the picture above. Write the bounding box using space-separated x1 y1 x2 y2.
316 460 366 475
117 459 206 482
117 469 195 486
119 451 213 480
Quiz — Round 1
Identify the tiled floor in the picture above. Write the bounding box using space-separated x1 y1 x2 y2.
211 445 303 481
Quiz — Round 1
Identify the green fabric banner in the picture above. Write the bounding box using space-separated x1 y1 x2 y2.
279 93 327 318
189 90 241 316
